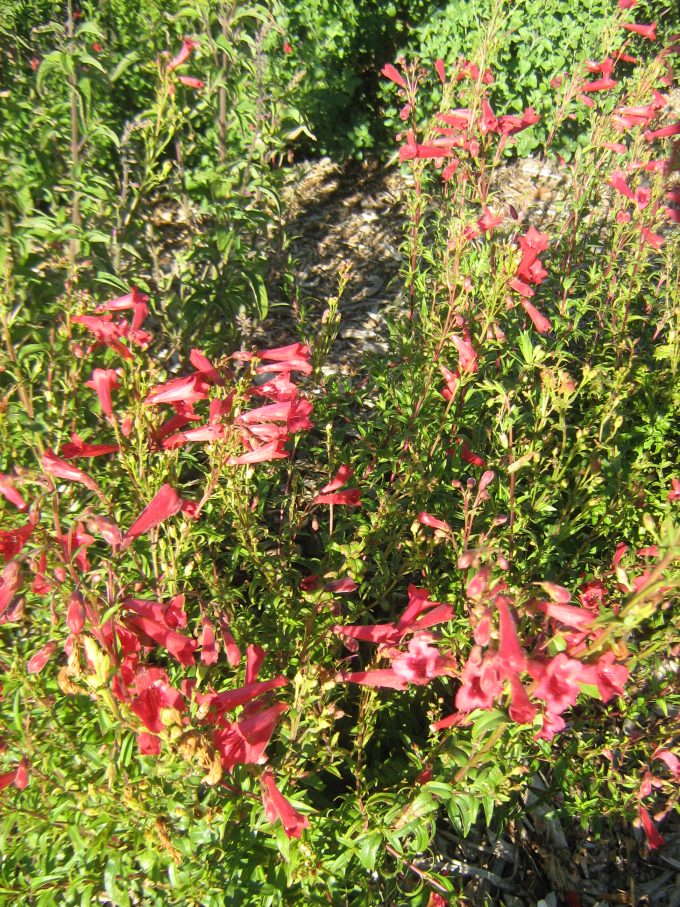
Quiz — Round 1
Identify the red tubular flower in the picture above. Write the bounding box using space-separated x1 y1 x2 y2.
60 432 119 459
66 591 86 635
520 300 552 334
435 59 446 84
530 654 581 715
318 465 354 493
652 749 680 778
335 668 409 690
644 122 680 141
200 617 218 666
313 489 361 506
0 524 34 562
219 617 241 667
228 440 289 465
621 22 656 40
381 63 407 89
391 633 456 684
455 649 503 711
95 287 149 313
260 769 310 839
42 449 103 497
85 368 120 418
324 577 358 593
199 677 287 716
582 77 618 92
124 484 184 542
451 333 478 373
496 596 526 673
0 561 22 618
457 439 486 467
0 474 27 511
417 512 452 533
668 478 680 502
213 702 287 771
162 423 225 450
639 806 666 850
144 374 209 406
479 98 498 134
27 640 57 674
125 614 197 665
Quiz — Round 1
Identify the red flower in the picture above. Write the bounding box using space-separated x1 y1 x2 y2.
417 512 451 533
621 22 656 41
381 63 407 89
200 617 218 665
391 633 456 684
520 299 551 334
0 561 22 618
455 649 502 712
67 591 86 635
228 440 289 465
668 478 680 502
42 449 103 497
336 668 409 690
261 769 310 839
60 432 119 459
283 41 293 54
435 59 446 85
0 474 27 511
144 374 209 406
124 484 183 542
85 368 119 418
531 654 581 715
639 806 666 850
27 640 57 674
313 467 361 506
0 524 33 562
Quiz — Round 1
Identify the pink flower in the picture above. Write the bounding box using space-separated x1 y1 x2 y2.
167 38 200 72
261 769 310 839
228 440 289 465
283 41 293 54
200 617 218 665
0 561 22 618
42 449 103 498
668 478 680 502
219 617 241 667
178 75 204 90
391 633 455 685
0 524 34 563
124 484 184 542
313 466 361 505
652 749 680 778
66 591 86 634
531 654 581 715
137 732 161 755
455 649 503 712
335 669 409 690
435 59 446 85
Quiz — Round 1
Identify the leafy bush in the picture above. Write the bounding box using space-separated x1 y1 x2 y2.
0 1 679 905
387 0 677 158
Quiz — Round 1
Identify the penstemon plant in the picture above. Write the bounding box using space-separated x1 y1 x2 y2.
0 1 679 905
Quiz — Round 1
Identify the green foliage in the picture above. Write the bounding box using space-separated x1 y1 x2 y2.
0 1 679 904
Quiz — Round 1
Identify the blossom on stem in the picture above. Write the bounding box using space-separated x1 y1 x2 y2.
167 38 200 72
0 474 27 511
42 450 104 497
620 22 656 41
85 368 120 419
124 484 184 542
261 768 310 839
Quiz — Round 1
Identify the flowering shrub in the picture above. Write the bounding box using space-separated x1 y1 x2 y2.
1 1 679 904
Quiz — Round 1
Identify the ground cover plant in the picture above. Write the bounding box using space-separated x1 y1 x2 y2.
0 0 679 905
